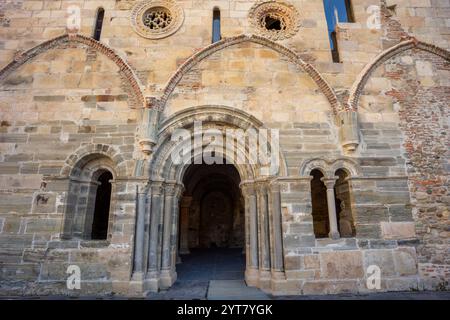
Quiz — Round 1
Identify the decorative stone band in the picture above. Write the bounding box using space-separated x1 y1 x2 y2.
156 34 340 115
131 0 184 40
347 37 450 111
0 34 145 108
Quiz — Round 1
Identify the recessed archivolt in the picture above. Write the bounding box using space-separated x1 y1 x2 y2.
347 38 450 111
156 34 340 115
0 34 145 108
299 157 361 177
60 144 129 178
150 105 288 181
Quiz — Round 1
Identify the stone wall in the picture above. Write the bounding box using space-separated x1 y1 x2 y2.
0 41 141 295
0 0 448 295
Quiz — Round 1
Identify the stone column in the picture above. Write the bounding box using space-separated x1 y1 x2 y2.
269 182 284 273
256 182 271 290
241 183 259 286
170 186 183 268
131 185 148 281
179 196 192 254
321 177 340 240
145 181 164 292
160 182 182 288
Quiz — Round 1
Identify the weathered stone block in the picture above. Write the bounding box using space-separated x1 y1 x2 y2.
363 250 396 276
381 222 416 240
319 251 364 280
393 248 418 276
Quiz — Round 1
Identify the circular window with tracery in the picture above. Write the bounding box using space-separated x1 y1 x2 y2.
131 0 184 39
249 1 300 41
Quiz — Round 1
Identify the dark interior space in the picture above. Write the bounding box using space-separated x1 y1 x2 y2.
310 169 329 238
177 162 245 281
91 170 112 240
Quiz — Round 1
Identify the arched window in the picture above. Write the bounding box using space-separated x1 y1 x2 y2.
310 169 329 238
91 170 113 239
62 154 114 241
212 8 221 43
93 8 105 41
323 0 355 62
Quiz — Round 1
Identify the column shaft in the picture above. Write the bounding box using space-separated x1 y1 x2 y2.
147 185 164 275
132 190 147 277
161 189 174 270
322 178 340 240
257 185 271 271
270 185 284 271
248 192 258 269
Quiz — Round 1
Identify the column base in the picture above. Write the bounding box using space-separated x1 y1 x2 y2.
270 270 287 295
160 269 177 289
144 271 160 292
131 271 145 282
329 231 340 240
129 271 145 295
128 280 145 296
259 270 272 292
245 268 260 287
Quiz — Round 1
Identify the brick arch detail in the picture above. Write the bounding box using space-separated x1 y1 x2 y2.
0 34 145 108
156 34 341 115
347 39 450 111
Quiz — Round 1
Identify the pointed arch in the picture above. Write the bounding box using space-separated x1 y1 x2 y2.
0 34 145 108
347 39 450 111
155 34 341 115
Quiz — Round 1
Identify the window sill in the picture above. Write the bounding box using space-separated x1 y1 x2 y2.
314 237 357 250
80 240 110 248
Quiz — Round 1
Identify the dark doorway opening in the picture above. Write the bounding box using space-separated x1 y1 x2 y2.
177 162 245 281
91 170 112 239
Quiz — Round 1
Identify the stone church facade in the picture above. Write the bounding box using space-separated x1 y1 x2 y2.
0 0 448 296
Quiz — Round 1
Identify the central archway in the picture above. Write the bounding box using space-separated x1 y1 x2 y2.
131 106 288 294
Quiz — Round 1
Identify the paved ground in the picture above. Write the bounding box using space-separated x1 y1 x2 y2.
1 248 449 300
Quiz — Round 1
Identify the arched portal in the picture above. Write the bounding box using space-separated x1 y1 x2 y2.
131 106 287 294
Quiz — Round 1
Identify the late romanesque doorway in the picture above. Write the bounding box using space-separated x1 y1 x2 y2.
177 162 245 281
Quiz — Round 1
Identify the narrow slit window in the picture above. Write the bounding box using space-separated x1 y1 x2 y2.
93 8 105 41
212 8 221 43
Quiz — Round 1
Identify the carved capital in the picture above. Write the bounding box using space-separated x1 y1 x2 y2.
150 180 165 195
241 184 256 197
320 176 338 189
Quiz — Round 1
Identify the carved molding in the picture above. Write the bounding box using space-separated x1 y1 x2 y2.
131 0 184 40
248 1 300 41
